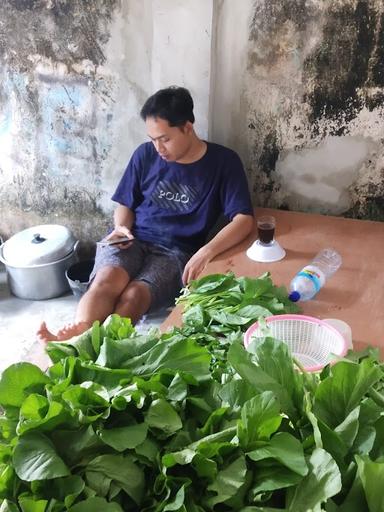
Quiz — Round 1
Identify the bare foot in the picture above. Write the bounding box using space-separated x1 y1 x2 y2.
56 321 91 341
37 321 92 343
37 321 58 343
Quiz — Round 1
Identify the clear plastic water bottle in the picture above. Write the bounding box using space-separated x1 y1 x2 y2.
288 248 342 302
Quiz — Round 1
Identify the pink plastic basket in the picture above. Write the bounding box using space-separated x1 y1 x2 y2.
244 314 348 372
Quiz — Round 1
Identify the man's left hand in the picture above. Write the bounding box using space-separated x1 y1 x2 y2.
182 246 214 285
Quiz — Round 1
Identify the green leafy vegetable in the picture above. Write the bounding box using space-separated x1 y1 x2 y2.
0 272 383 511
0 364 49 408
13 432 70 481
286 448 342 511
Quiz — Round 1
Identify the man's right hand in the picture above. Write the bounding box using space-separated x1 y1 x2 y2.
105 225 135 248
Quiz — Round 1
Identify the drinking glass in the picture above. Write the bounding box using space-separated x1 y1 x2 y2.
257 215 276 245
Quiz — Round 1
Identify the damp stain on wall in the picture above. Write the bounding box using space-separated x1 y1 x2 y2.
245 0 384 220
304 1 384 133
0 0 118 242
0 0 118 69
345 148 384 220
248 0 317 70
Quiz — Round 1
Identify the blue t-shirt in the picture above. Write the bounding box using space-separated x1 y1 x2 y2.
112 141 253 254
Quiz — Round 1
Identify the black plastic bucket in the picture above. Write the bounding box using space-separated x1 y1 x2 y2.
65 259 94 298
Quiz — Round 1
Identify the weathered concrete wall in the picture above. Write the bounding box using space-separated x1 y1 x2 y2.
1 0 383 248
0 0 118 244
0 0 212 244
212 0 384 219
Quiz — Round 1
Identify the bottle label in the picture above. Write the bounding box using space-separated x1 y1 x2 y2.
297 265 325 293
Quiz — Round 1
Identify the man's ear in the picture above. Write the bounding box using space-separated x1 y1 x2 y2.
180 121 193 134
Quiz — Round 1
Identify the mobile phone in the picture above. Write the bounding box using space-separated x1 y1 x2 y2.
98 236 133 246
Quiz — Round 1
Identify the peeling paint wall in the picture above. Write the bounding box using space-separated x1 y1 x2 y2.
212 0 384 219
0 0 212 244
0 0 119 244
1 0 383 247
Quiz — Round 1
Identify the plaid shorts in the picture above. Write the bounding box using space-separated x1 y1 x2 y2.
90 239 191 310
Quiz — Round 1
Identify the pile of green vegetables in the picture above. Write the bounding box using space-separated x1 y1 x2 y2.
0 272 383 512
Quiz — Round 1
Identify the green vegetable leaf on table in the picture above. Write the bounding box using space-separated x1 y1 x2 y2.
0 272 383 511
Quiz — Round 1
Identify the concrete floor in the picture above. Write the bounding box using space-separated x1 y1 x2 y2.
0 266 77 372
0 266 169 373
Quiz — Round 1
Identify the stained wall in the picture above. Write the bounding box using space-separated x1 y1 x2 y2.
0 0 383 247
212 0 384 219
0 0 212 244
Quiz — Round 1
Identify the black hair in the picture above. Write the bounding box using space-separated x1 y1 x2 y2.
140 86 195 126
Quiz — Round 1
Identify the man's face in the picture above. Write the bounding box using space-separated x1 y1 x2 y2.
145 116 192 162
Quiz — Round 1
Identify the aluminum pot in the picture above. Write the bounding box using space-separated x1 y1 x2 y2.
0 225 79 300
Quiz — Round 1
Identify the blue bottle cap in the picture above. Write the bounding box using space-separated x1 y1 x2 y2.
289 291 300 302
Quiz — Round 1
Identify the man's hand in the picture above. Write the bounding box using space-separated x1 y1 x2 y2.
106 205 136 248
105 225 135 248
182 246 214 285
182 213 254 285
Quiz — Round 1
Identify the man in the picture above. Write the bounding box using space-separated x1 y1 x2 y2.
38 86 254 342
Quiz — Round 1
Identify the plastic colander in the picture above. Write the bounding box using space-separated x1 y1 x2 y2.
244 314 348 372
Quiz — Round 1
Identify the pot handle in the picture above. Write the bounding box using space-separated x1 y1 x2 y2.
32 233 47 244
0 243 5 265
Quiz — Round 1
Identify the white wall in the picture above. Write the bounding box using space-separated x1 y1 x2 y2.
100 0 213 210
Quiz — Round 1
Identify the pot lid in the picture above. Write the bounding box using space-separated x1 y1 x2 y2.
2 224 76 266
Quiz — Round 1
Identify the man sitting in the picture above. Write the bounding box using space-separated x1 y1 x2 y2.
38 86 254 342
